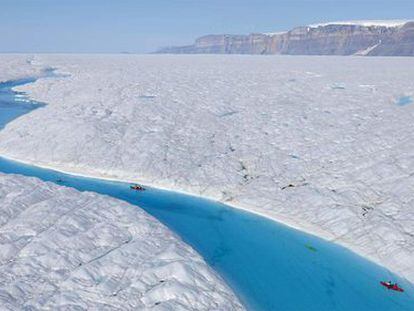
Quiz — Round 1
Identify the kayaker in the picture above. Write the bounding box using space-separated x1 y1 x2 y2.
380 280 404 292
130 184 145 191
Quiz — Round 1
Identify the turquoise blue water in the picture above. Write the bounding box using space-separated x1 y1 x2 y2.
0 76 413 310
0 77 45 129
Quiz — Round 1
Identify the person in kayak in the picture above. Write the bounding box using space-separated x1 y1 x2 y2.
130 184 145 191
381 280 404 292
384 281 397 287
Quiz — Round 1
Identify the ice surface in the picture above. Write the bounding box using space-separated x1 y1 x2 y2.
0 173 243 310
0 54 413 284
0 55 45 83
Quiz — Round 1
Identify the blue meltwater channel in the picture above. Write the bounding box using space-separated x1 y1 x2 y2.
0 75 413 310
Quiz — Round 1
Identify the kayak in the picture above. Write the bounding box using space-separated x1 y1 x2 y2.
130 184 145 191
305 244 317 252
380 281 404 292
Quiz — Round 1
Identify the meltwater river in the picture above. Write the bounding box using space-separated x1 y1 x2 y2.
0 74 413 310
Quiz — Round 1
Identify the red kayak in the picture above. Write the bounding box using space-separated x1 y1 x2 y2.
130 184 145 191
381 281 404 292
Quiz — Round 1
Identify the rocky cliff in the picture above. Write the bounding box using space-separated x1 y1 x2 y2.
157 20 414 56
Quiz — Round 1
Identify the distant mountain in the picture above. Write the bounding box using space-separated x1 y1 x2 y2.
156 20 414 56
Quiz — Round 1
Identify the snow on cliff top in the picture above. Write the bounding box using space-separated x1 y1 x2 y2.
0 173 243 310
0 55 414 284
263 31 287 36
308 20 411 28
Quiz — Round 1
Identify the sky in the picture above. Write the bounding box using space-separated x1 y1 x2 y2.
0 0 413 53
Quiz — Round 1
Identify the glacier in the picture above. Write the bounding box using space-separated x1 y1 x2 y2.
0 53 413 287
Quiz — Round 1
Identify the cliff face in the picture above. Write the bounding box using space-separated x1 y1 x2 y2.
274 24 399 55
368 22 414 56
160 34 273 54
157 21 414 56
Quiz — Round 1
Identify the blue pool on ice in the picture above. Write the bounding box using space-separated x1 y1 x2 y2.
0 77 44 129
397 96 413 106
0 75 413 310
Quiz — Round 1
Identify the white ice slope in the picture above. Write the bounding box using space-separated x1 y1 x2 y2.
0 173 243 310
0 54 413 284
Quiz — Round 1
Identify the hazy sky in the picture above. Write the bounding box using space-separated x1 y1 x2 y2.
1 0 413 53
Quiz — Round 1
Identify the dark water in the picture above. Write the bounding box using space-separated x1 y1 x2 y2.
0 75 413 310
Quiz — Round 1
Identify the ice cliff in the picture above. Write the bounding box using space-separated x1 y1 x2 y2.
157 20 414 56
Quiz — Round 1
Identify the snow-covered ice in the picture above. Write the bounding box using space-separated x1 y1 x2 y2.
0 173 243 310
0 55 45 83
0 54 413 284
263 31 287 36
308 20 412 28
